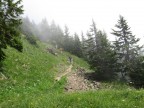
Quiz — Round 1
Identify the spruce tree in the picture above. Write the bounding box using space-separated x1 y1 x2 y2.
91 30 118 80
85 20 99 61
63 26 71 52
0 0 23 62
91 20 99 49
85 31 95 61
111 15 141 80
38 18 50 41
73 33 82 57
53 25 64 48
84 20 118 80
81 32 87 58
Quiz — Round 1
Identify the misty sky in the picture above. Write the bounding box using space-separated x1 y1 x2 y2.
22 0 144 42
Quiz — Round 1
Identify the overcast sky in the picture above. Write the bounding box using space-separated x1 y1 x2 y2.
22 0 144 42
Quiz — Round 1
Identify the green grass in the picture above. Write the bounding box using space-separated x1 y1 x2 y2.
0 37 144 108
52 90 144 108
0 38 89 108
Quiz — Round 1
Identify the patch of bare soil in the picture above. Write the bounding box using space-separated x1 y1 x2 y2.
65 68 100 92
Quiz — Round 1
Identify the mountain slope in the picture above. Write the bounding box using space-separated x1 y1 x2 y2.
0 37 144 108
0 37 89 108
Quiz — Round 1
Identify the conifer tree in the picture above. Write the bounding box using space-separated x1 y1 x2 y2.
73 33 82 57
111 15 142 80
81 32 87 58
91 30 118 80
0 0 23 62
38 18 50 41
85 31 95 61
91 20 98 49
63 26 71 52
85 20 99 61
81 32 85 49
53 25 64 48
84 20 118 80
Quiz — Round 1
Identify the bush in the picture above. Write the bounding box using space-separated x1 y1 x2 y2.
25 34 38 47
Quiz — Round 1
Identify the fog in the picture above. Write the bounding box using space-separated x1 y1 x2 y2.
22 0 144 43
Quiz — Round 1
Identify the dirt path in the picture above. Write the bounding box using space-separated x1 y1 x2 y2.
55 65 100 92
65 67 101 92
55 65 73 81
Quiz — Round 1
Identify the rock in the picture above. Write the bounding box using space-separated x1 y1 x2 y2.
65 67 101 92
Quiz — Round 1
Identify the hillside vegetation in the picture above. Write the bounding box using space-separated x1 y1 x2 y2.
0 37 144 108
0 37 89 107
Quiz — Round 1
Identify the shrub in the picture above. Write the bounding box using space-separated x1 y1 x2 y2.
25 34 38 47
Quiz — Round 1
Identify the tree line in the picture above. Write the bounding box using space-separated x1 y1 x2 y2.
20 16 144 87
20 17 83 57
1 0 144 88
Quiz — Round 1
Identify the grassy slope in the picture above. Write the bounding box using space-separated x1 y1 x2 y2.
0 38 144 108
0 38 89 108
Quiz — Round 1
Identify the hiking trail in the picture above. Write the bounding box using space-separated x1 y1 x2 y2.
55 64 101 92
55 65 73 81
